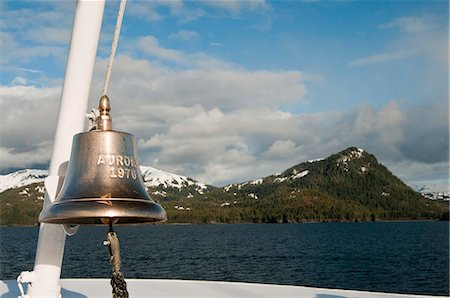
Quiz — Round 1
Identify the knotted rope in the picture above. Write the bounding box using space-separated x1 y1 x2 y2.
104 225 129 298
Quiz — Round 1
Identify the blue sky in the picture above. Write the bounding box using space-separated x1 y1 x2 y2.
0 0 448 190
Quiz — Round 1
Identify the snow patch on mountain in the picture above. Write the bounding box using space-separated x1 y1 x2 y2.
250 178 263 185
1 167 208 194
308 158 324 163
337 148 365 166
0 169 48 193
274 177 288 183
292 170 309 179
140 166 207 194
223 184 234 192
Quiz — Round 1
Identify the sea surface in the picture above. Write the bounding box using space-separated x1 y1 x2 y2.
0 221 448 296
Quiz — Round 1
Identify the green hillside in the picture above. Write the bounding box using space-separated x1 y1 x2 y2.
0 183 44 226
0 147 448 225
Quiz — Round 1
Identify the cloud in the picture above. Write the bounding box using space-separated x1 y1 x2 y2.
1 66 447 188
137 36 184 63
131 96 446 186
127 1 205 23
126 0 269 23
169 30 200 41
262 140 299 161
10 77 30 86
0 32 16 63
200 0 271 14
3 46 446 186
349 15 447 66
0 28 66 66
399 102 449 164
379 16 427 34
131 100 407 185
0 6 71 31
90 54 307 115
210 42 224 47
23 27 71 44
0 141 53 169
0 2 73 77
0 85 60 150
386 160 449 192
348 50 415 66
126 2 168 22
135 35 230 68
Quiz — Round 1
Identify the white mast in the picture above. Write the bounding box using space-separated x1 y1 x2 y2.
18 1 105 297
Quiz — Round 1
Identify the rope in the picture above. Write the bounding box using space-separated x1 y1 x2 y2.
104 225 129 298
102 0 127 97
100 3 129 296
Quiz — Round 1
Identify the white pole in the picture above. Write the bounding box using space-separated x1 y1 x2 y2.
25 1 105 297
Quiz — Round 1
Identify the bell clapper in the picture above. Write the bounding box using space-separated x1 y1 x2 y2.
104 222 129 298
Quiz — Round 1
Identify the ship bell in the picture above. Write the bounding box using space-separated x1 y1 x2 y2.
39 96 167 225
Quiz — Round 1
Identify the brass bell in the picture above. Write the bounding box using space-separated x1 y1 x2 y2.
39 96 167 225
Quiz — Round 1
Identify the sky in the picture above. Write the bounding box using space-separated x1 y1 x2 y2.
0 0 448 191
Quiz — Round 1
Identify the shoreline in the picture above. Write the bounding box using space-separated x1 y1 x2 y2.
0 217 444 228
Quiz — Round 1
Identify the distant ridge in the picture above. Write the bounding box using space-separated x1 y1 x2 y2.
1 147 448 225
218 147 442 222
0 169 47 193
0 166 208 194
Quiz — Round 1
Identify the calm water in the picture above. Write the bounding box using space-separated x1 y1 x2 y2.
0 222 448 296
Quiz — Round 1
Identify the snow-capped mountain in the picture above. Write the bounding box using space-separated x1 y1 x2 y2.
1 147 448 226
0 167 208 194
0 169 48 193
140 166 207 194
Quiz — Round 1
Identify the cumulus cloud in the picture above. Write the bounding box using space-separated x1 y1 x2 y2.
379 16 428 34
1 3 447 188
90 53 307 113
23 27 71 44
348 50 415 66
3 46 446 186
386 160 449 192
127 1 204 23
0 25 67 66
169 30 200 41
135 35 230 68
262 140 299 161
0 141 53 169
0 32 16 63
0 85 60 150
200 0 271 14
129 96 441 186
399 102 449 164
10 77 30 86
127 0 269 23
126 2 166 22
0 6 72 31
349 15 447 66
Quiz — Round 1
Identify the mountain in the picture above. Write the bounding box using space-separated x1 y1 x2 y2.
216 147 447 223
0 169 47 193
0 166 212 225
140 166 209 198
0 147 448 225
0 166 209 195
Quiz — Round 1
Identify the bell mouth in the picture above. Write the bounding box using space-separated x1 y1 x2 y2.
39 199 167 225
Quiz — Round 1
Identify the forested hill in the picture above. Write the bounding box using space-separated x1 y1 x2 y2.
168 147 448 223
0 147 448 225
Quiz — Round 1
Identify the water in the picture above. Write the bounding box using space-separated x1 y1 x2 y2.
0 222 448 296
